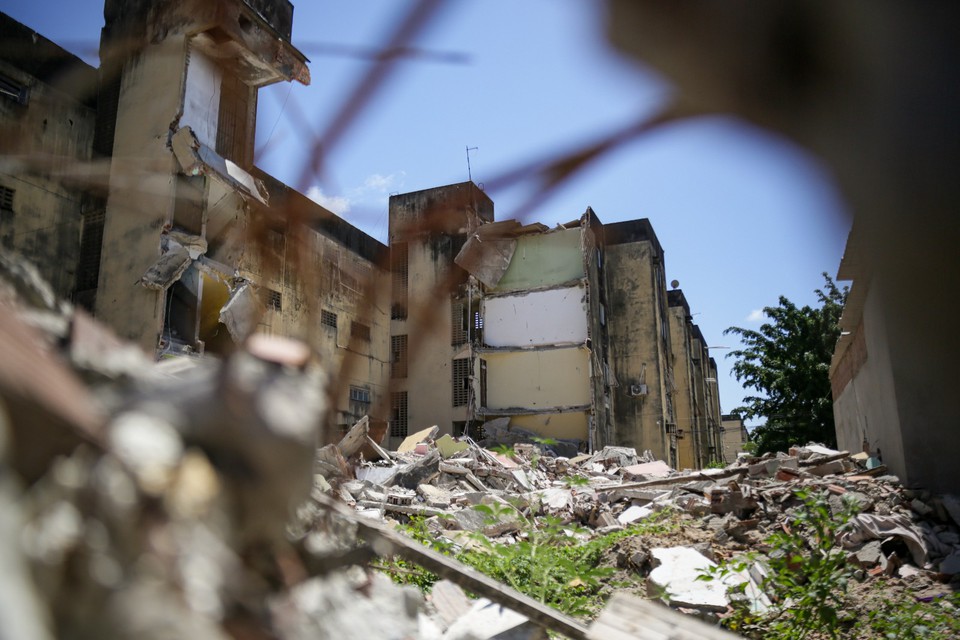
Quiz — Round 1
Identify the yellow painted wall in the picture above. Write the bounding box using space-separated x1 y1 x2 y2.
510 412 589 441
484 347 591 410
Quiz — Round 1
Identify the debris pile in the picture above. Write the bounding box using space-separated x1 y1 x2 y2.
317 418 960 629
2 253 957 639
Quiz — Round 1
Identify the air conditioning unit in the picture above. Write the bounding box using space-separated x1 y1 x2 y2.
628 383 648 397
665 423 677 434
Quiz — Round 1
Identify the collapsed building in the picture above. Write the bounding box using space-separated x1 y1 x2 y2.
0 0 725 466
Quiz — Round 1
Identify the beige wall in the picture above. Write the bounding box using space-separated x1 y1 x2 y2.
668 305 698 470
484 347 591 410
604 238 675 463
511 412 589 441
832 281 906 477
96 37 187 350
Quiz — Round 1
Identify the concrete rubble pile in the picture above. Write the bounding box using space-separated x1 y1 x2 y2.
318 415 960 625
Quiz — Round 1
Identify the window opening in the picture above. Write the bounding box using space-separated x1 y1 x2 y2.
390 391 408 438
267 289 282 311
0 186 13 211
321 309 338 328
391 242 408 319
216 70 253 167
351 321 370 342
391 335 408 378
452 358 470 407
451 300 467 346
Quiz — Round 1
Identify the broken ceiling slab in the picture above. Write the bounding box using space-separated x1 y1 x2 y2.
647 547 744 613
455 234 517 289
218 283 260 342
139 237 192 290
171 126 268 204
396 425 439 454
436 434 470 459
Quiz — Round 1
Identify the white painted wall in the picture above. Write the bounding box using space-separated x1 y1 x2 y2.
483 285 588 347
182 46 221 148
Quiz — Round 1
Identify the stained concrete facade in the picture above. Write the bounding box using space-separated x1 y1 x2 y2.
386 182 493 447
720 414 749 464
0 14 99 301
0 2 392 434
667 289 724 469
603 220 678 465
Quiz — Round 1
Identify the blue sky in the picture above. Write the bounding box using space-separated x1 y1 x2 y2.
3 0 851 421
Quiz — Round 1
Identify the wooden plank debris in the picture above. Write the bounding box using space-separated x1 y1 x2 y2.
312 492 591 640
587 593 739 640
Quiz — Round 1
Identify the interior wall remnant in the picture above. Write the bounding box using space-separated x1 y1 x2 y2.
181 45 222 148
483 347 591 411
492 228 584 293
509 412 589 441
483 285 588 348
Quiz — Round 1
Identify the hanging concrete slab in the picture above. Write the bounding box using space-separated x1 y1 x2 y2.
218 283 260 342
171 126 268 204
139 237 192 290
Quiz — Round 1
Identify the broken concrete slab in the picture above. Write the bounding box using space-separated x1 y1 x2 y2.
397 425 439 454
647 547 739 613
337 416 369 459
621 460 672 480
139 237 192 290
437 434 470 459
394 450 441 490
218 283 260 342
617 504 654 526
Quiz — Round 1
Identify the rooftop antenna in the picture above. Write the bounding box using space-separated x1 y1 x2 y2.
466 145 478 182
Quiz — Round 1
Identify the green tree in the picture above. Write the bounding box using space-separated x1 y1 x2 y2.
724 274 847 454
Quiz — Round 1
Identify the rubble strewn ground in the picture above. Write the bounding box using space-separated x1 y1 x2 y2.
1 254 958 639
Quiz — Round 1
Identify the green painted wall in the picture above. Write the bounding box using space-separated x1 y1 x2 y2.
492 228 584 293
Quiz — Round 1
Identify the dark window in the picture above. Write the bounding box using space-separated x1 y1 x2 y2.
321 309 338 328
0 74 27 105
391 242 408 319
267 289 282 311
216 71 253 168
451 300 467 346
0 186 13 211
351 321 370 342
390 391 408 438
391 335 408 378
76 209 105 292
452 358 470 407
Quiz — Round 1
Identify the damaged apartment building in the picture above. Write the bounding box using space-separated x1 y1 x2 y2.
386 185 724 467
0 0 389 433
0 0 723 466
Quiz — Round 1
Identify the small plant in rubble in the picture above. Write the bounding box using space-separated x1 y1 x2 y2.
861 591 960 640
460 506 615 618
701 489 861 639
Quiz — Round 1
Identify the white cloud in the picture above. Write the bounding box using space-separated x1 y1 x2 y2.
363 173 396 191
746 309 765 322
306 186 351 215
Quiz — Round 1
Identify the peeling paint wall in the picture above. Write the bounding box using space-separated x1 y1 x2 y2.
483 347 591 410
483 285 588 347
